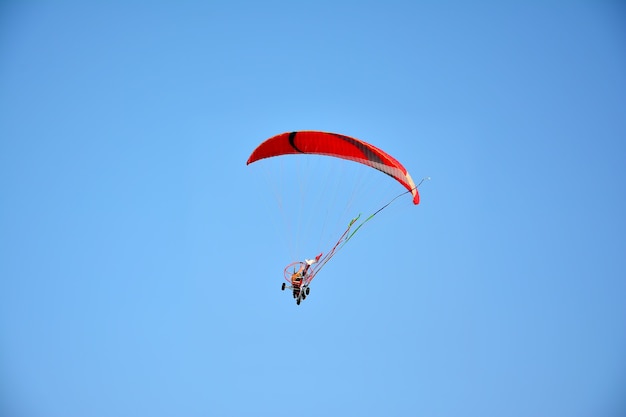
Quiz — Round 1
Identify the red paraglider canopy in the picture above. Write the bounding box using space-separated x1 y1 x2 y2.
246 131 419 204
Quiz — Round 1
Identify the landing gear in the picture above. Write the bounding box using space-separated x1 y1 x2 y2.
282 282 311 305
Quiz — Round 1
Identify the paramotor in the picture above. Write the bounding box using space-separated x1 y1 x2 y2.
247 131 425 305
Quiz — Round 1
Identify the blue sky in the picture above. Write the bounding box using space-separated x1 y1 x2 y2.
1 2 625 417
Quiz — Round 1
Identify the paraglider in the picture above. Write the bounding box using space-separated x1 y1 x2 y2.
247 131 421 204
247 131 427 305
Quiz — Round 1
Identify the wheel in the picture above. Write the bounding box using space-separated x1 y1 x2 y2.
302 292 307 300
305 287 310 296
281 283 286 291
296 297 301 305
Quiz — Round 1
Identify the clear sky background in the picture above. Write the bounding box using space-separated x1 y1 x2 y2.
1 2 625 417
